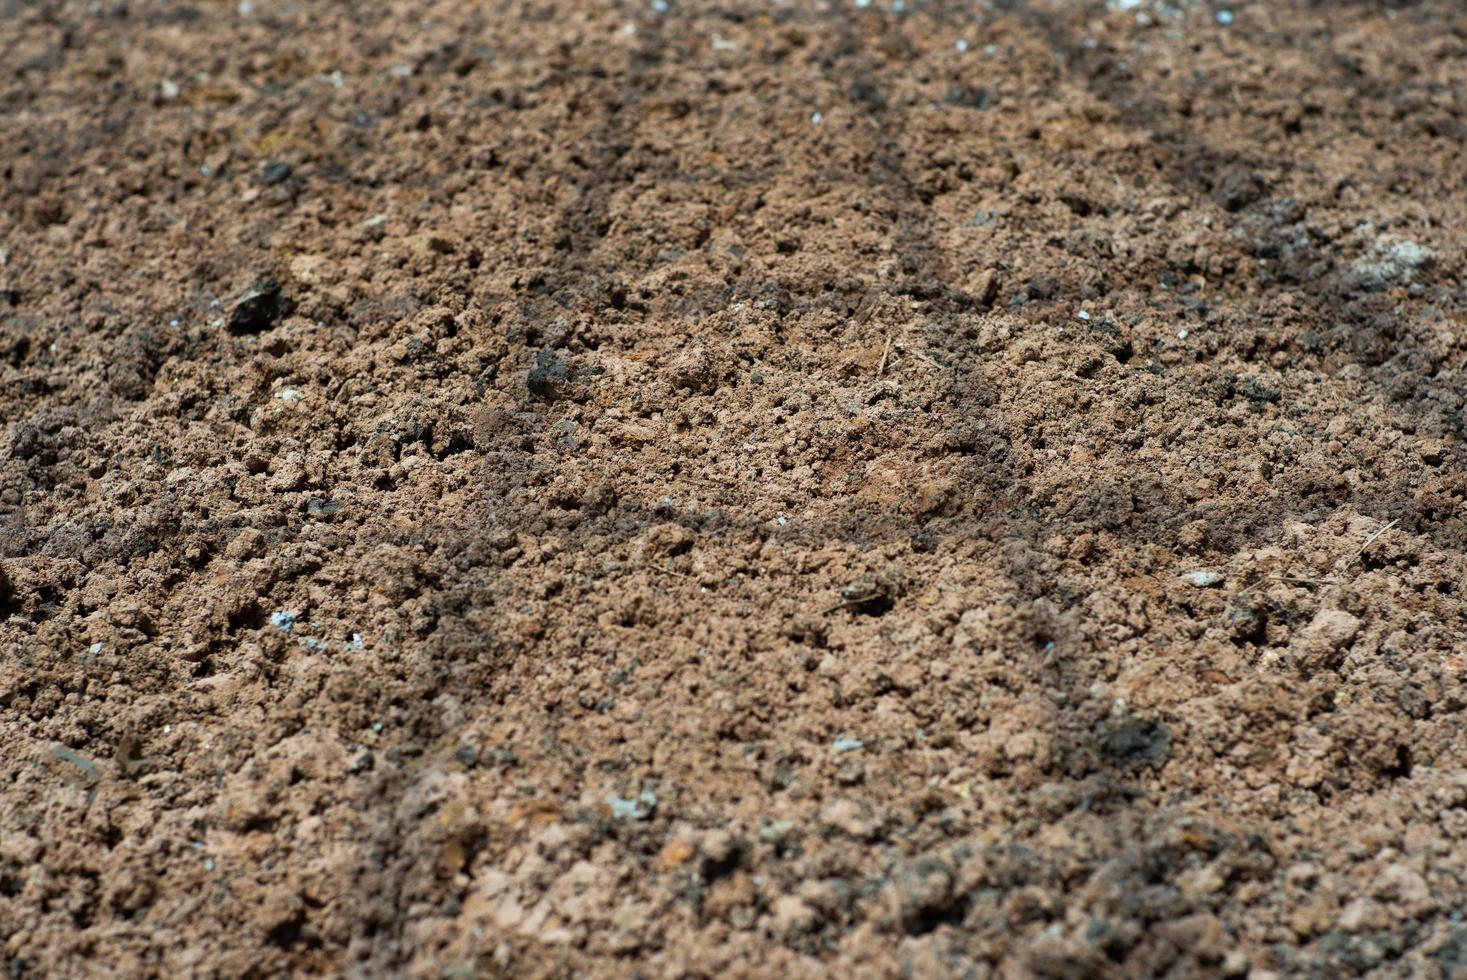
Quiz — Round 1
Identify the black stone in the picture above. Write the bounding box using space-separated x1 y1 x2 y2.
227 277 289 334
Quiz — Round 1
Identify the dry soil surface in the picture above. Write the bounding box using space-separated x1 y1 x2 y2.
4 0 1467 977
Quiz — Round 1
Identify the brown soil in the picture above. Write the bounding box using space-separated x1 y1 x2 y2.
4 0 1467 976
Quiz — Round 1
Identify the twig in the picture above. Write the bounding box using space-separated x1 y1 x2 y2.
876 334 893 377
1358 518 1399 556
645 563 691 579
822 591 883 615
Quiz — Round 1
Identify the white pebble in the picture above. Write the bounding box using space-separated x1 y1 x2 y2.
1177 328 1189 340
1181 571 1224 587
955 39 969 53
1077 310 1091 321
810 111 823 125
1216 9 1233 25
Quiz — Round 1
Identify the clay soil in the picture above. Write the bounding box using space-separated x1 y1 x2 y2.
4 0 1467 976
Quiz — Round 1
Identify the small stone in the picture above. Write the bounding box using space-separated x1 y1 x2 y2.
1181 570 1224 587
227 276 289 334
833 736 864 753
259 161 293 186
269 610 297 633
606 788 658 821
965 268 1000 307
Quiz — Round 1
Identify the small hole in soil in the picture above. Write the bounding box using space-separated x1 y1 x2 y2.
1382 745 1413 781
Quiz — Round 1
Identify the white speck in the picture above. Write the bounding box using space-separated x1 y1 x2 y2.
661 496 675 509
623 22 637 35
891 0 904 11
209 298 222 309
1177 328 1189 340
89 642 104 655
164 725 172 734
712 33 737 50
270 610 297 633
650 0 668 11
200 164 211 177
160 79 180 99
983 44 998 57
390 64 414 77
776 515 788 526
1107 0 1143 10
274 387 304 405
1216 9 1233 25
372 722 384 733
204 858 215 871
236 0 251 14
810 111 824 125
855 0 870 6
1077 310 1091 321
833 737 865 752
347 633 365 651
169 319 180 328
326 70 344 88
955 39 969 53
364 213 388 227
1181 571 1224 587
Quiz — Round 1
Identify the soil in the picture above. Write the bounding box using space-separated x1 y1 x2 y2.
3 0 1467 976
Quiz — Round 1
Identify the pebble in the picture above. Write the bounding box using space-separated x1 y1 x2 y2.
810 111 824 125
226 276 288 334
1181 570 1224 587
1216 9 1234 26
607 788 658 821
269 610 297 633
833 737 865 753
259 161 293 186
